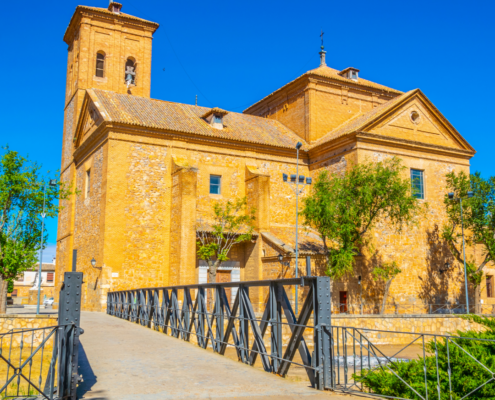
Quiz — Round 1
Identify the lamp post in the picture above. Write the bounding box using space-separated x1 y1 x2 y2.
36 179 58 315
282 142 312 314
448 191 474 313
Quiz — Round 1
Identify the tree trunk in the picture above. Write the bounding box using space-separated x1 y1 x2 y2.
381 279 392 315
207 260 221 283
475 285 481 314
0 277 8 314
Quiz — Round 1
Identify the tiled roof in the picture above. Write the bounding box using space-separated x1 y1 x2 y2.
89 89 307 149
310 90 416 149
76 5 159 27
263 226 326 255
308 65 402 93
245 65 402 113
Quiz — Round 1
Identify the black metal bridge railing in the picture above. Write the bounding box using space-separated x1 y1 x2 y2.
107 277 495 399
107 277 332 390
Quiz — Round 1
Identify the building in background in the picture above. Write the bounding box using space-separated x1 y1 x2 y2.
56 2 482 312
12 259 56 305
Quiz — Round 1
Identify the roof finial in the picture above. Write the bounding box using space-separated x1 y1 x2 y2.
319 30 326 67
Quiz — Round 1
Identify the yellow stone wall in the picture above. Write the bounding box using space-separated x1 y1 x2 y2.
0 315 58 347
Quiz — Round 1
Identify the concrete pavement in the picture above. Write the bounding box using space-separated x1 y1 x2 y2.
77 312 357 400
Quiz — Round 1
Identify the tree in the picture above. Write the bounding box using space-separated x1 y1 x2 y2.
197 197 256 283
0 148 72 313
301 157 422 279
372 261 401 314
442 171 495 312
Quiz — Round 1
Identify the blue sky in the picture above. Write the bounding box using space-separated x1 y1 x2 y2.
1 0 493 261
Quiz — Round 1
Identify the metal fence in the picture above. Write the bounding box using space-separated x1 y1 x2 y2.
0 272 83 400
107 277 495 399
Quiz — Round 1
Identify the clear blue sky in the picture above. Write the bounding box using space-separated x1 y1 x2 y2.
1 0 493 261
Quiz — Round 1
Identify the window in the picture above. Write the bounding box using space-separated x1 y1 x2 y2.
125 58 136 85
213 114 222 124
11 290 17 297
86 169 91 198
487 276 494 298
95 52 105 77
47 273 54 283
17 274 24 282
210 175 221 195
411 169 424 199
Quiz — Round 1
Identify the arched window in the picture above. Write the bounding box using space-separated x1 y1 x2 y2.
95 52 105 78
124 58 136 86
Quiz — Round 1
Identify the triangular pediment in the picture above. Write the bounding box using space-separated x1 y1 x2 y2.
362 91 473 151
74 91 106 148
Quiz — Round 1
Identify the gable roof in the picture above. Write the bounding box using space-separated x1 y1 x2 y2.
310 89 475 153
87 89 306 149
244 65 402 113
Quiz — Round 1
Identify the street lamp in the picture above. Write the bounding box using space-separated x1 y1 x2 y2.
447 190 474 313
281 141 311 315
36 179 58 315
91 258 97 268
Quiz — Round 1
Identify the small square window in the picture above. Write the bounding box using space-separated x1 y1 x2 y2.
210 175 221 195
213 115 222 124
47 273 54 283
411 169 424 199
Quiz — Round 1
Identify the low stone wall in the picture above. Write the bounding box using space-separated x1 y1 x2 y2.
0 314 58 347
331 314 489 345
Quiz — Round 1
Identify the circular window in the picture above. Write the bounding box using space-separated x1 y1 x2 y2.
410 111 420 124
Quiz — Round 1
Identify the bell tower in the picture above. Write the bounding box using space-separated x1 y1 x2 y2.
56 3 159 288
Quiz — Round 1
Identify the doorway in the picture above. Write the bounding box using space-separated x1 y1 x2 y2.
339 291 348 313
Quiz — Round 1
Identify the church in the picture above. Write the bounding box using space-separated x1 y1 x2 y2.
56 2 484 312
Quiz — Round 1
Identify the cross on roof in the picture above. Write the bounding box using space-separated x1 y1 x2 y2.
320 30 324 47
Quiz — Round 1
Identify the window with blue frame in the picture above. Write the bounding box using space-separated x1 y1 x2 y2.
210 175 221 194
411 169 424 199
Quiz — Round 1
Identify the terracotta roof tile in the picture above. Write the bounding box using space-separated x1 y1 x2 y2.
245 65 402 113
90 89 307 149
263 226 325 255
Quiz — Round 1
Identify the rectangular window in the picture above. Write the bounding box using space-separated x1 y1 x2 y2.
487 276 494 298
411 169 424 199
210 175 221 195
11 290 17 297
86 169 91 198
17 274 24 282
47 273 54 283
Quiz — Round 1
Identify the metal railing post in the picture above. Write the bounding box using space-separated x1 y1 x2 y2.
57 272 83 400
313 277 332 390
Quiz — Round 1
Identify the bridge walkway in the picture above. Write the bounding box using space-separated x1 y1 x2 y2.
76 312 356 400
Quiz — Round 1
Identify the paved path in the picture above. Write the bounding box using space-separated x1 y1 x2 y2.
77 312 356 400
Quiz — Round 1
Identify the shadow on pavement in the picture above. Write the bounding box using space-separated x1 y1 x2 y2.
77 343 106 399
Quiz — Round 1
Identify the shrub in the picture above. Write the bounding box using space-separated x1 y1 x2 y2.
354 316 495 399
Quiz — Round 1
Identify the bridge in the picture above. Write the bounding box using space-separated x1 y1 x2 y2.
76 311 350 400
2 275 495 400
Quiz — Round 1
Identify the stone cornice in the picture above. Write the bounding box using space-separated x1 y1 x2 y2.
64 6 158 44
355 132 475 160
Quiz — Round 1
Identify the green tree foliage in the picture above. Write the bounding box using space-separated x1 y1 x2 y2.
301 157 422 279
197 197 256 283
442 171 495 309
372 261 401 314
355 316 495 399
0 148 72 311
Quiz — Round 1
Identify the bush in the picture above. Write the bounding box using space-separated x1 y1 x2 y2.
354 316 495 400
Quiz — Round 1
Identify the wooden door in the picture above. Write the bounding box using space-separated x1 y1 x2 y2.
339 291 348 313
216 270 232 306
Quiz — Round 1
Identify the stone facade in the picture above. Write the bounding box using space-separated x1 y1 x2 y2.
56 3 480 313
